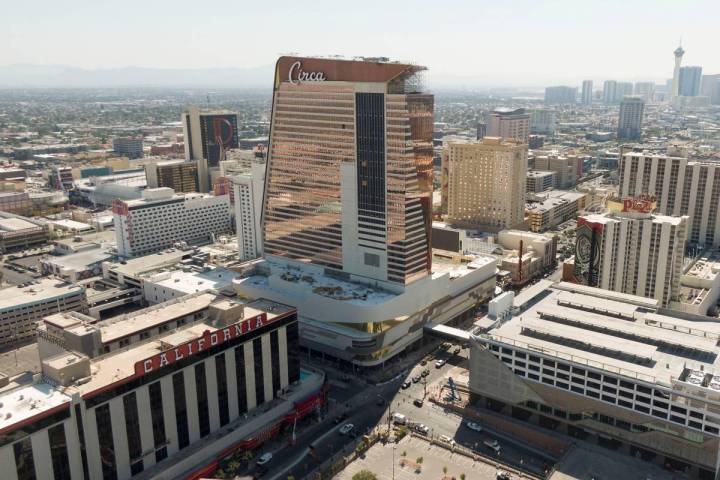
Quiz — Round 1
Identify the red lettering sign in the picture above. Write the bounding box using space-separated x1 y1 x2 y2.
134 313 268 376
621 195 657 214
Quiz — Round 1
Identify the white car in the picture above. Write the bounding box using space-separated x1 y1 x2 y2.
414 424 430 435
339 423 355 435
465 421 483 432
256 452 273 466
439 434 456 445
435 359 446 368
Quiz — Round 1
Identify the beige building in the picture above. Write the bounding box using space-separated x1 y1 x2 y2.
487 108 530 142
533 152 580 189
444 137 527 230
619 149 720 247
526 190 588 232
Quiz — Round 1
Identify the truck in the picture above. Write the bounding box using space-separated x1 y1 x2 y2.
392 412 407 425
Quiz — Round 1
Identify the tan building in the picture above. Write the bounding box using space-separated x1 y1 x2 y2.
526 190 588 232
487 108 530 142
444 137 527 230
145 159 199 193
533 152 580 189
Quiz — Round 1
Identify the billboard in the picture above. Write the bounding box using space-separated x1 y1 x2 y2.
572 218 603 286
200 114 239 167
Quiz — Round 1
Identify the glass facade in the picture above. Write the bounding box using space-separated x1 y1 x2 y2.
13 436 35 480
148 381 167 462
123 392 143 475
264 59 434 285
49 423 72 480
95 403 117 480
194 363 211 438
215 353 230 426
235 344 248 415
264 84 355 269
172 372 190 449
253 338 265 406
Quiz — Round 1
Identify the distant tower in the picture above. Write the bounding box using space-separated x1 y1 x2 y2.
671 44 685 99
581 80 593 105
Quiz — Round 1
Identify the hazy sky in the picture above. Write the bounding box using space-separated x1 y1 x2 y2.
3 0 719 86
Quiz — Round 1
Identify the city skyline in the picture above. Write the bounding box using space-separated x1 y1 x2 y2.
2 0 720 88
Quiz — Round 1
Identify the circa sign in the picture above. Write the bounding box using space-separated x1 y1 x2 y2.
288 61 326 85
134 312 268 376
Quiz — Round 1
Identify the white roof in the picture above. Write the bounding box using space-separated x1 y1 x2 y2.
0 383 71 431
0 279 84 313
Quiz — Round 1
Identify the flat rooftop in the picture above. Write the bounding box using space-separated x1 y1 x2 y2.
0 279 83 312
44 248 113 270
481 282 720 385
142 267 237 294
73 297 290 396
0 382 72 432
107 249 189 277
526 190 586 213
684 254 720 281
95 292 217 343
0 217 39 232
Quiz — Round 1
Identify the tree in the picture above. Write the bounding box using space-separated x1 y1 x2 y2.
352 470 378 480
460 474 466 480
443 466 448 474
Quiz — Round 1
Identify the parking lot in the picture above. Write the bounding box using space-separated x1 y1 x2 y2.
336 435 505 480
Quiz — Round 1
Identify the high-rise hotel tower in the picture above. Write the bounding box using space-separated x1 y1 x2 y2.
263 56 434 285
236 57 497 366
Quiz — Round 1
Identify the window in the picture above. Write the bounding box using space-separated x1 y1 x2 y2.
123 392 143 475
95 403 117 480
148 381 167 462
253 338 265 407
195 363 210 437
215 355 230 426
618 399 633 409
363 253 380 267
172 372 190 450
13 437 35 480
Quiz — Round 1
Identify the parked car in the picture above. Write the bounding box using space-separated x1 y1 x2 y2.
412 375 421 383
435 359 446 368
439 434 456 445
414 424 429 435
333 413 347 424
339 423 355 435
421 369 430 377
256 453 273 466
484 439 501 454
402 381 411 389
420 360 427 366
413 398 424 407
496 470 511 480
465 421 482 432
453 346 461 354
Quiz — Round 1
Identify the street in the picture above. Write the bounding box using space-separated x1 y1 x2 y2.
260 345 553 479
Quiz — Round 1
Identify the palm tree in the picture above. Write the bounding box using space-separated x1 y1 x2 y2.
352 470 378 480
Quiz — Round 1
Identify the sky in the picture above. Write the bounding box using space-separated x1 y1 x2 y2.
3 0 720 87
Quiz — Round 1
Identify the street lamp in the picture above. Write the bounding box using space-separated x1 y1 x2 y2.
392 444 396 480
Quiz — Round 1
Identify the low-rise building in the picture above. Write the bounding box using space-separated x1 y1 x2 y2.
0 213 50 253
526 190 588 232
526 170 556 193
141 266 238 304
470 282 720 478
672 250 720 316
0 278 85 348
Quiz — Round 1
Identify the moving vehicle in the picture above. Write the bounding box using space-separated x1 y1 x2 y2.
435 359 446 368
333 413 347 424
339 423 355 435
484 439 502 454
392 413 407 425
256 453 273 466
413 398 424 407
465 421 482 432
